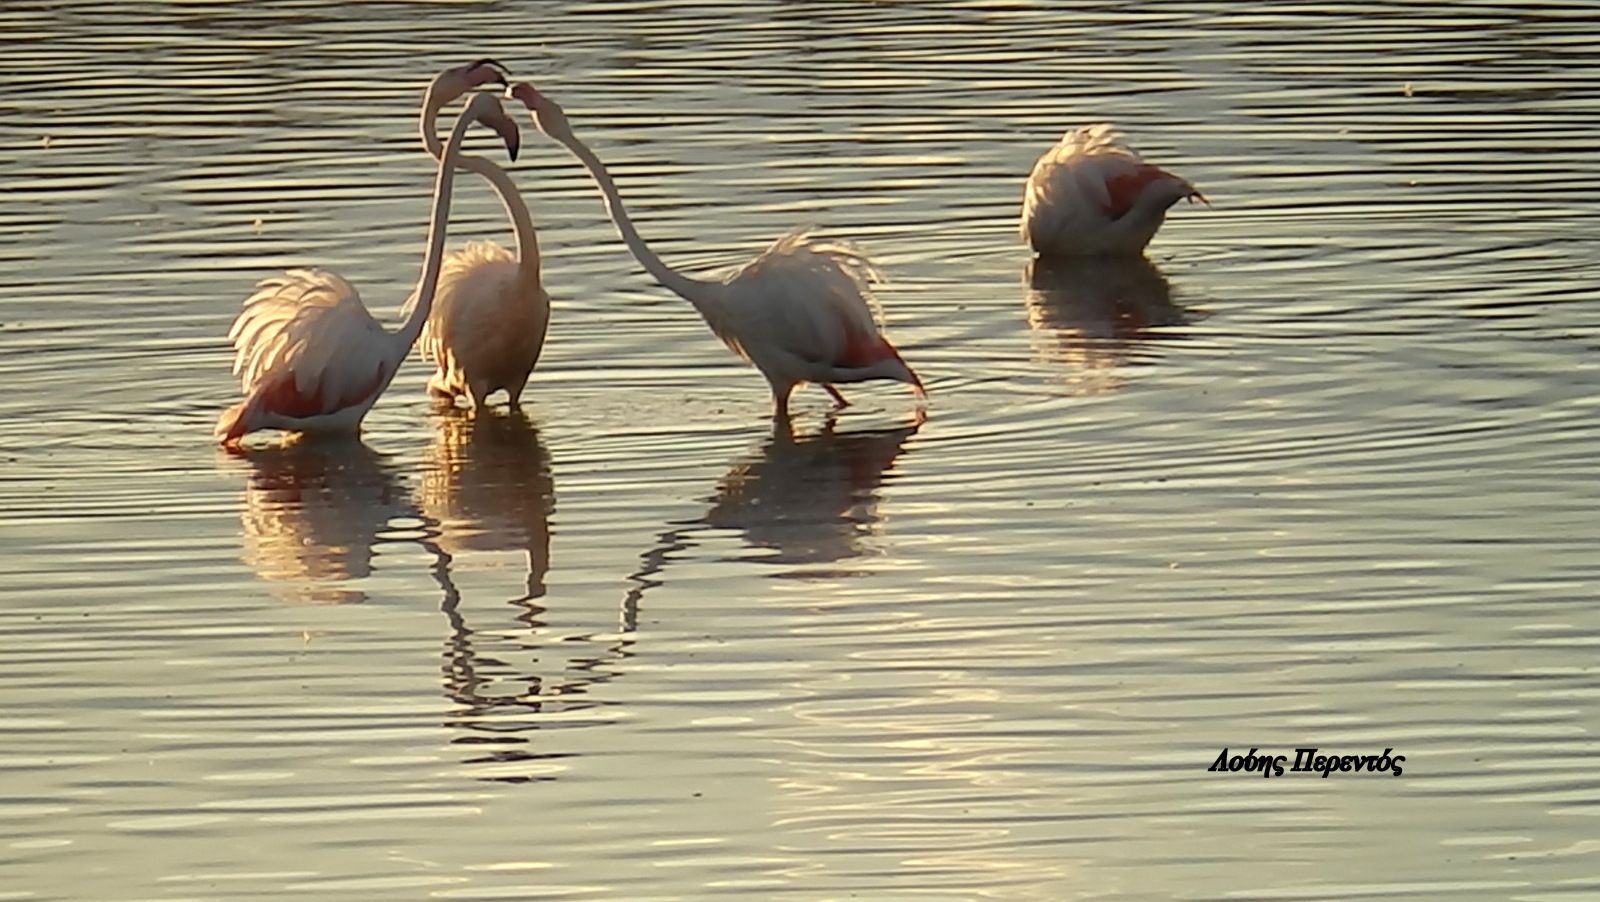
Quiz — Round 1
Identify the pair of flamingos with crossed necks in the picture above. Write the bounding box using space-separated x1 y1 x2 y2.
216 60 1207 448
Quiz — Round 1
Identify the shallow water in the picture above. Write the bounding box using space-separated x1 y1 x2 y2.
3 1 1600 899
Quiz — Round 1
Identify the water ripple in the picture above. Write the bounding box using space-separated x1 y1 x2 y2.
3 2 1599 900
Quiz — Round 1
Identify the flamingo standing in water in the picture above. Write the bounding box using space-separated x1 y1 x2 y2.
216 88 521 446
1020 123 1206 257
407 60 550 411
504 82 925 421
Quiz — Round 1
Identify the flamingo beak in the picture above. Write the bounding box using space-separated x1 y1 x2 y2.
466 58 511 89
490 115 521 162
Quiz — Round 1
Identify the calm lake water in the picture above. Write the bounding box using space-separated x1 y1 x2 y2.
3 1 1599 899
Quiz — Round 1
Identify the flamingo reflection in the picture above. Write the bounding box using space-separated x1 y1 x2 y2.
233 438 413 604
1022 255 1196 391
418 409 599 782
419 407 554 600
625 418 919 620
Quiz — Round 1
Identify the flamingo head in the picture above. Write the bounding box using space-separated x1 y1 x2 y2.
425 58 511 113
505 81 572 140
461 91 521 162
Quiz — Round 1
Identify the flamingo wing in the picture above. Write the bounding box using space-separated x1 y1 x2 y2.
414 241 525 366
409 240 549 406
1026 125 1156 220
715 228 910 380
227 268 395 418
1022 124 1202 255
716 230 889 366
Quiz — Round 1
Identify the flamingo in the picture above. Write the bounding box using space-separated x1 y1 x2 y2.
407 61 550 411
503 82 925 422
1020 123 1206 257
216 87 522 447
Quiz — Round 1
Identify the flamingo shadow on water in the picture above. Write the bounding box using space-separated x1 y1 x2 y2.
427 547 587 786
1022 255 1203 392
622 418 920 627
426 574 632 785
231 437 415 604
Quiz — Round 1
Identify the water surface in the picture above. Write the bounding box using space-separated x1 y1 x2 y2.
3 2 1599 899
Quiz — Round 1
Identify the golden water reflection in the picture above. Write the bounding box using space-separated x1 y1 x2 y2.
626 419 919 616
707 419 919 569
420 408 554 601
235 438 412 604
418 410 582 781
1022 255 1196 391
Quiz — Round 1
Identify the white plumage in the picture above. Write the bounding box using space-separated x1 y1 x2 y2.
701 229 895 384
411 240 550 408
1021 123 1205 257
219 270 395 438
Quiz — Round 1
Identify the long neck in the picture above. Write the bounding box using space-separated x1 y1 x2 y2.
397 111 475 351
421 95 541 285
470 157 540 284
549 126 707 303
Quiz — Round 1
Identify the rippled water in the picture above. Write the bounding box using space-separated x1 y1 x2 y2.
3 1 1600 899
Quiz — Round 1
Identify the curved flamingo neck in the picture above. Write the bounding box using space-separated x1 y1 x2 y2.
546 125 709 306
397 106 477 352
420 91 541 288
461 155 542 286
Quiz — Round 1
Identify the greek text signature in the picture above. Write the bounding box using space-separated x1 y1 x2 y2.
1207 747 1404 778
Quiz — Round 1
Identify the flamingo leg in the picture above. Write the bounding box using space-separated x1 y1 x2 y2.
772 383 795 423
771 414 797 444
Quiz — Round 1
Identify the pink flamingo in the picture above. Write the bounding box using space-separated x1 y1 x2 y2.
1021 124 1206 257
407 60 550 411
504 82 925 422
216 87 520 447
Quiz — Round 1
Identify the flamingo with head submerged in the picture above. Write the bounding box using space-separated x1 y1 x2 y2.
1021 123 1206 257
216 76 521 447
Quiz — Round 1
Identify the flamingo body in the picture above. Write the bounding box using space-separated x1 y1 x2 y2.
417 240 550 407
217 270 396 443
703 229 918 409
1021 124 1204 257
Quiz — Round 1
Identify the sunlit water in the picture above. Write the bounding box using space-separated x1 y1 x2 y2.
3 2 1599 899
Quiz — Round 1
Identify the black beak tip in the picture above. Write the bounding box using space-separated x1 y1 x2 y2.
470 57 511 86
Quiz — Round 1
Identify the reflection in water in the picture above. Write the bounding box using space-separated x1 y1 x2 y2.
420 409 554 600
1022 255 1194 390
418 410 587 782
626 420 919 617
431 558 577 784
235 438 412 604
707 419 918 568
